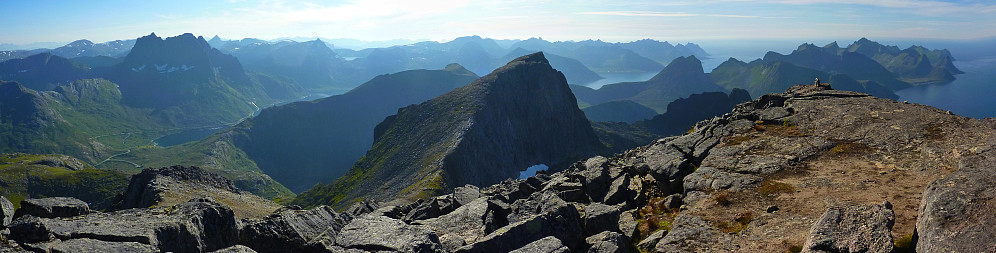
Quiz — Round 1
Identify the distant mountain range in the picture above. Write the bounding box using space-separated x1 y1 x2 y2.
709 38 962 100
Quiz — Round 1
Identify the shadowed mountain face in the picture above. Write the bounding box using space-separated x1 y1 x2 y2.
228 64 480 192
572 56 726 113
292 53 605 208
106 33 270 126
634 88 751 137
0 53 91 91
582 100 658 123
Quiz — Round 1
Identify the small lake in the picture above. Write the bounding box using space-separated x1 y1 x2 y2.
153 127 224 147
519 164 549 179
579 72 659 89
896 57 996 119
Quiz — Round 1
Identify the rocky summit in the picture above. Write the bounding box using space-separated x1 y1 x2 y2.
114 166 283 219
293 52 606 208
1 83 994 252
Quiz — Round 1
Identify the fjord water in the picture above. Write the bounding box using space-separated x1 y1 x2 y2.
896 56 996 118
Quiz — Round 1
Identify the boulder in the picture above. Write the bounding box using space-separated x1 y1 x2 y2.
803 201 895 253
662 194 683 209
335 215 442 252
655 215 733 252
453 185 483 206
405 195 459 221
586 231 630 253
456 203 583 253
603 176 632 205
481 179 538 203
507 191 569 224
1 196 13 227
580 157 612 201
417 198 493 251
583 203 621 236
8 199 239 252
636 230 665 252
509 236 569 253
239 205 352 253
916 152 996 253
14 197 90 219
542 175 588 203
617 211 639 238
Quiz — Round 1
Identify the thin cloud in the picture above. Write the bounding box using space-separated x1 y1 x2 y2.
581 11 697 17
582 11 772 18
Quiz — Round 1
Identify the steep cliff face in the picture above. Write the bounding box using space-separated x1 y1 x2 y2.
293 52 605 207
107 33 268 126
231 64 479 192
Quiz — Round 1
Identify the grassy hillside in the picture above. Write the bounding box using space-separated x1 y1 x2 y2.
0 153 129 211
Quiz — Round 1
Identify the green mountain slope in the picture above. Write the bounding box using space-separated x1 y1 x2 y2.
0 153 129 211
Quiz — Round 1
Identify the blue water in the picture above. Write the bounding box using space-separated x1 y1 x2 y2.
581 72 659 89
519 164 549 179
896 57 996 119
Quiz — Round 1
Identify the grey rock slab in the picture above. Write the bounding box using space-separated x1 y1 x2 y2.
603 176 632 205
803 201 895 253
509 236 569 253
23 238 158 253
683 167 762 192
453 185 482 206
14 197 89 219
916 151 996 253
417 198 492 252
507 191 568 224
335 215 442 253
456 203 582 253
636 230 665 252
8 200 238 252
239 205 351 253
583 203 621 236
617 210 638 238
758 106 791 121
585 231 629 253
655 215 733 252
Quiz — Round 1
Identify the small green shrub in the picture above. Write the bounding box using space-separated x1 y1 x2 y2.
788 245 803 253
758 179 795 196
830 142 871 155
894 233 915 253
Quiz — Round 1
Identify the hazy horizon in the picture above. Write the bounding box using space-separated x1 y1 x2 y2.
3 0 995 48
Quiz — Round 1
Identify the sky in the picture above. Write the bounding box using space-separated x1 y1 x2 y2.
1 0 995 46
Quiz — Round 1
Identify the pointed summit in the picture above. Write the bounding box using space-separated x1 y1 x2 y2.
293 52 605 207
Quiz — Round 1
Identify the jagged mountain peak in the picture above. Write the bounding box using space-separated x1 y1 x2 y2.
294 51 604 207
650 55 703 81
